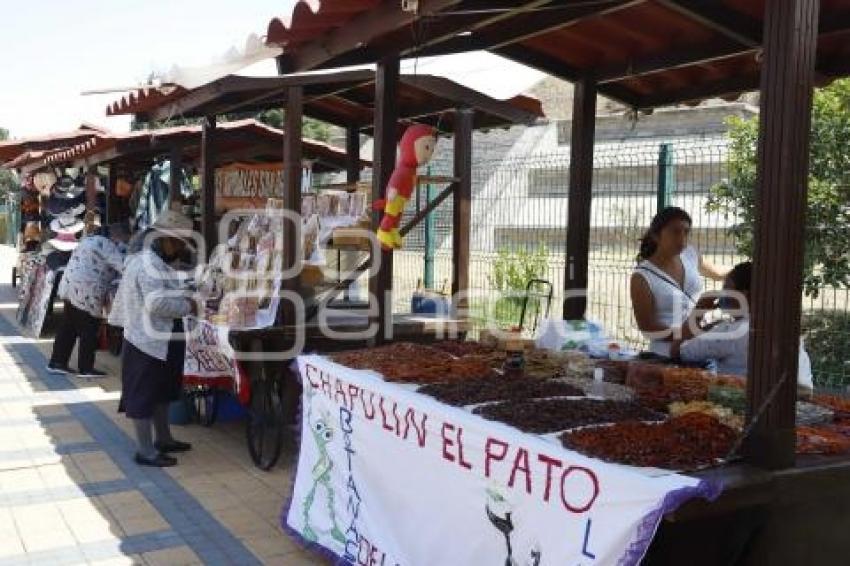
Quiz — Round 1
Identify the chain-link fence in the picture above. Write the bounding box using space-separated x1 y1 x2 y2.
387 133 849 389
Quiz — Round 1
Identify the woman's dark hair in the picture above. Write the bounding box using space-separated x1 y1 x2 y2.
727 261 753 293
637 206 693 261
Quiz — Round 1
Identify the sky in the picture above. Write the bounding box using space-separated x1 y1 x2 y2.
0 0 544 139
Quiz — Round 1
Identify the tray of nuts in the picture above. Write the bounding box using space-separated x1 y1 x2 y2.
473 398 664 434
418 378 585 407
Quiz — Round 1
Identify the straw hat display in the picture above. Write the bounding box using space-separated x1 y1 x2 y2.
45 231 79 252
50 214 85 235
23 222 41 244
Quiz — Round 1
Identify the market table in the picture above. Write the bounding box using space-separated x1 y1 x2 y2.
645 454 850 565
225 313 469 470
281 353 722 565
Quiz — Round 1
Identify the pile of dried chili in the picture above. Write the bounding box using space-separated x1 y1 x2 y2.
560 413 738 470
474 398 663 434
418 378 584 407
330 343 496 383
796 426 850 455
812 394 850 420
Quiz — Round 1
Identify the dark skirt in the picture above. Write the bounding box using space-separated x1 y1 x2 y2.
118 321 184 419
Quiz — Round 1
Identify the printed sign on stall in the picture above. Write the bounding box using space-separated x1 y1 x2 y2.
182 316 237 380
20 265 59 339
285 355 720 566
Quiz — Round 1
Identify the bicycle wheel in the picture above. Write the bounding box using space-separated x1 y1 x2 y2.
246 377 284 470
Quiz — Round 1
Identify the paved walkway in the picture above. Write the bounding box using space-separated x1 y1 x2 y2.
0 246 324 565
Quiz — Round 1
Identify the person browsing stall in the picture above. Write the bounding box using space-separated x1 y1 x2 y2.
630 207 729 357
108 210 197 467
47 222 129 378
671 262 814 392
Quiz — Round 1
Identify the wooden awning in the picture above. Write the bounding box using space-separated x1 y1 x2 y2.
105 70 544 134
263 0 850 109
0 123 109 164
37 119 366 173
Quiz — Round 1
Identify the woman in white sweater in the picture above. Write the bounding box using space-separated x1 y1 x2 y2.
109 210 197 467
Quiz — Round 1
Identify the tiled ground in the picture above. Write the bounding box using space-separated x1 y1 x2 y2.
0 246 325 565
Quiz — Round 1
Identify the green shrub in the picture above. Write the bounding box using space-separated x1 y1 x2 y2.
802 310 850 387
487 245 549 328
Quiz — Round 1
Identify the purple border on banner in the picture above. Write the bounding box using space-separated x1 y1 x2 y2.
618 479 724 566
279 358 353 566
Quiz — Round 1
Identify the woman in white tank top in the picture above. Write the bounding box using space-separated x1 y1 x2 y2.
630 207 729 357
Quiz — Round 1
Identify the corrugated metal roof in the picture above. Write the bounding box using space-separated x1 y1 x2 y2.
266 0 383 48
106 85 188 117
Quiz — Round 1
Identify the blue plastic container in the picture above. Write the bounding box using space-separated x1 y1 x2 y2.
411 292 451 315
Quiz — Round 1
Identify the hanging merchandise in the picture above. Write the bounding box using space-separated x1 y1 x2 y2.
372 123 437 250
133 161 191 231
33 172 57 195
49 214 85 235
45 231 79 253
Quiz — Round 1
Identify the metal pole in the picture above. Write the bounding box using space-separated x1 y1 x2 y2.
423 166 435 289
656 142 675 212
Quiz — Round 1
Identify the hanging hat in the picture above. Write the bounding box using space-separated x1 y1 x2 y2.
21 193 40 216
56 175 76 191
50 214 85 235
53 176 84 198
152 209 194 240
46 191 85 216
23 222 41 243
45 231 79 253
33 172 56 193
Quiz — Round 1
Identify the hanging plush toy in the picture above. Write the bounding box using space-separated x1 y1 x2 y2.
373 124 438 250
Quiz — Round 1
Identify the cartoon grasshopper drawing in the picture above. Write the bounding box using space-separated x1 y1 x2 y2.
301 387 346 545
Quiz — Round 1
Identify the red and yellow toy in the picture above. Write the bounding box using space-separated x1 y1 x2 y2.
373 124 438 250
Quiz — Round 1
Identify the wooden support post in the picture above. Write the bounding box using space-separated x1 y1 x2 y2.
169 145 183 208
106 166 118 224
200 116 217 259
563 78 597 320
452 108 473 310
744 0 820 470
346 125 361 184
280 86 304 325
369 56 400 344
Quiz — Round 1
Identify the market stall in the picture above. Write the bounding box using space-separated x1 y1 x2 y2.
33 118 366 424
252 0 850 563
1 127 115 337
107 69 543 468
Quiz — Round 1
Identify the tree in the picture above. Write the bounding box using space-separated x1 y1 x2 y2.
0 127 18 197
256 109 333 142
707 78 850 297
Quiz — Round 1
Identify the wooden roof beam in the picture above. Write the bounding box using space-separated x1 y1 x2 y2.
595 41 753 83
654 0 761 48
635 74 760 109
400 75 539 125
494 44 640 108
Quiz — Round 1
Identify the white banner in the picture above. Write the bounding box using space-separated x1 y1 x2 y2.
285 355 720 566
